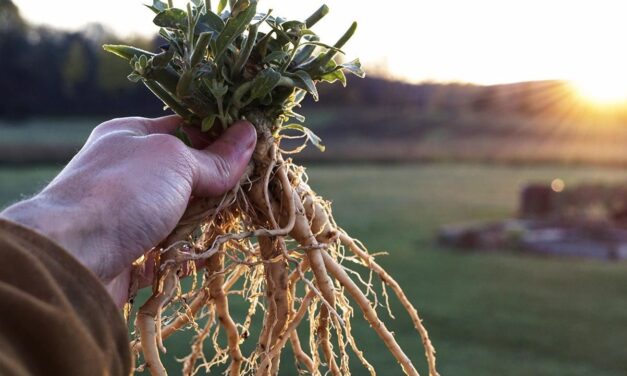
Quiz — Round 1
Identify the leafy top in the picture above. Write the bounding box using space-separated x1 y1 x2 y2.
103 0 364 149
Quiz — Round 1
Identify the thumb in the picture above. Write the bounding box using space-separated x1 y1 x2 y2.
189 120 257 197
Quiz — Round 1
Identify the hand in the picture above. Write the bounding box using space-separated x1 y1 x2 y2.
1 116 256 307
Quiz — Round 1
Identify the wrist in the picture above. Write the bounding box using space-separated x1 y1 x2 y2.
1 193 104 274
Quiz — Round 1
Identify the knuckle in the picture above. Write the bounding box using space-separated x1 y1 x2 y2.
93 117 126 134
89 120 117 140
89 117 149 140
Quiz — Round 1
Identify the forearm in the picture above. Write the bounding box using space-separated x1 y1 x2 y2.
0 219 131 375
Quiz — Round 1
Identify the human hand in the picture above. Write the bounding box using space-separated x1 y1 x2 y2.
1 116 256 306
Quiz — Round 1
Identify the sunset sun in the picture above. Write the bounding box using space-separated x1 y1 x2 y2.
571 73 627 105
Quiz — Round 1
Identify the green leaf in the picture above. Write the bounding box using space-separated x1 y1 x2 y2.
146 0 168 13
143 80 193 119
299 41 344 54
214 2 257 60
308 131 325 152
158 27 174 43
262 50 289 64
191 32 211 66
260 93 273 105
217 0 228 14
151 48 175 68
314 59 346 85
138 54 148 69
127 72 143 82
335 22 357 49
103 45 155 61
305 4 329 28
281 20 305 32
208 79 228 99
320 69 346 86
220 65 233 84
153 8 188 30
293 88 307 104
230 0 251 17
204 10 225 32
341 58 366 78
176 70 195 98
201 114 217 132
174 127 193 146
283 124 325 152
299 29 316 37
284 110 305 122
231 22 259 79
292 36 318 66
250 68 281 100
266 23 292 47
292 70 318 101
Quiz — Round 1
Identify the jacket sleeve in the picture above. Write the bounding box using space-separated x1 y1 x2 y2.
0 219 132 376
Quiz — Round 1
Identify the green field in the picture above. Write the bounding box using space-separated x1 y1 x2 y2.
2 163 627 376
8 109 627 166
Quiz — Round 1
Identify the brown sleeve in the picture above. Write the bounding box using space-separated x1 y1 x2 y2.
0 219 132 376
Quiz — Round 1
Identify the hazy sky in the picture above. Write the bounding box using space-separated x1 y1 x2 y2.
12 0 627 87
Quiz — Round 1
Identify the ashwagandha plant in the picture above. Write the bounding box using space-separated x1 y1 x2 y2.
104 1 438 375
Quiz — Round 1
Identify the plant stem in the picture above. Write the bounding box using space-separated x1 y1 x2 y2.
334 22 357 50
317 22 357 67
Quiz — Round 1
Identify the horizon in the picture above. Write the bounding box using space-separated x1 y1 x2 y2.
10 0 627 102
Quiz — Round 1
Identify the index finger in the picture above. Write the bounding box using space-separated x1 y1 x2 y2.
87 115 183 144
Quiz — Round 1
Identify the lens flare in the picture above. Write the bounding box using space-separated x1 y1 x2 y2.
570 74 627 106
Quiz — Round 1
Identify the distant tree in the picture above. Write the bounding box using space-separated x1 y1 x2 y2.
0 0 25 33
0 0 164 119
63 39 89 93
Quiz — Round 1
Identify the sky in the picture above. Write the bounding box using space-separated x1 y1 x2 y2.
12 0 627 88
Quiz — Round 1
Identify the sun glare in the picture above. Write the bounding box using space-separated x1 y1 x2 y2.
12 0 627 86
571 75 627 106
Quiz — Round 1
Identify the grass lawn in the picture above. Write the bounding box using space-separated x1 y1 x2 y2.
2 163 627 375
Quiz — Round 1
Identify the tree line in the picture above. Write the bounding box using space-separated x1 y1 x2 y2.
0 0 163 119
0 0 615 122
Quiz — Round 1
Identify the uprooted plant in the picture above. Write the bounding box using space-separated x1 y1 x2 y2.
104 0 438 375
